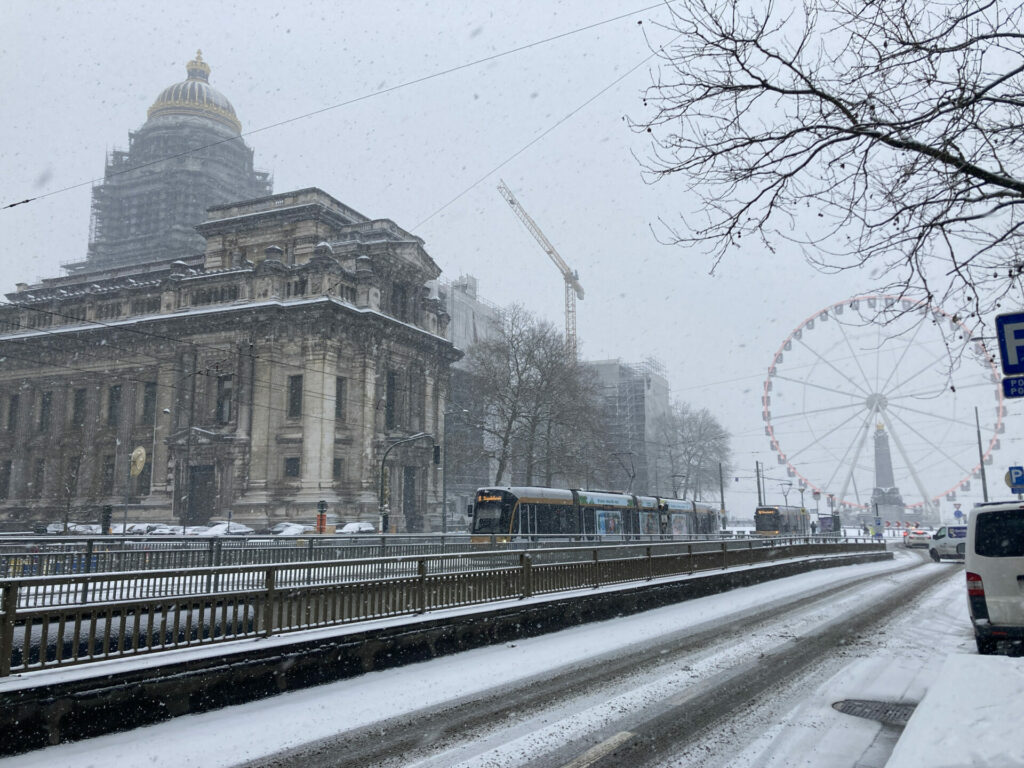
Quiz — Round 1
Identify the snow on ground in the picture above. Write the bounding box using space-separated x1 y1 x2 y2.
1 550 1019 768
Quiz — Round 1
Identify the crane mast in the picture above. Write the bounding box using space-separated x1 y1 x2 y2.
497 180 584 360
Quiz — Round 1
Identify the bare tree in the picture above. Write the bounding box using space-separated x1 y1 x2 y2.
635 0 1024 328
654 402 731 501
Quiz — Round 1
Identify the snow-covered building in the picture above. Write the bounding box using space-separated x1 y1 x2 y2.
0 58 458 532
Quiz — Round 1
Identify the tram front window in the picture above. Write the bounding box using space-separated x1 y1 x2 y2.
473 502 505 534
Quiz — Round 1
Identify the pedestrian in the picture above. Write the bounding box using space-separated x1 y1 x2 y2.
810 520 817 536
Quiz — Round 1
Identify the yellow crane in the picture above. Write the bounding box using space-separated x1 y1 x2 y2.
497 180 585 360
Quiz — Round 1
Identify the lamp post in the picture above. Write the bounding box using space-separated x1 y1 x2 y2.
779 480 792 507
442 409 469 535
378 432 433 534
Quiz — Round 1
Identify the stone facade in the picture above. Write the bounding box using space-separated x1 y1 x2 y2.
0 188 459 532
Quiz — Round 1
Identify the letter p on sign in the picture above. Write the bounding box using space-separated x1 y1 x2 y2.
996 313 1024 375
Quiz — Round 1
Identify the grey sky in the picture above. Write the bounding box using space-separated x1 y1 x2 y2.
1 0 1014 514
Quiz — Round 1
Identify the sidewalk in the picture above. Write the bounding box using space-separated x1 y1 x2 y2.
885 654 1024 768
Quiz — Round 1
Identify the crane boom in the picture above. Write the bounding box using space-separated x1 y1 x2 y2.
497 180 584 360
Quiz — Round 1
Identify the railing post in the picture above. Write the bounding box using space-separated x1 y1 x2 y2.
688 543 694 574
0 582 19 676
417 558 428 613
262 567 277 637
646 546 653 581
521 553 533 598
721 541 728 569
592 549 600 588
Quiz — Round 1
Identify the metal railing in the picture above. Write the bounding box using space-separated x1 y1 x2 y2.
0 532 853 578
0 538 883 676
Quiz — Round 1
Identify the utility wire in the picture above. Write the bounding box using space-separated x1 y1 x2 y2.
2 2 672 212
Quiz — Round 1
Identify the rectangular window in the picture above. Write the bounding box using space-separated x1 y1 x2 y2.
72 388 87 429
38 391 52 433
216 375 233 424
333 457 343 481
141 381 157 425
0 460 10 500
284 456 301 478
101 455 115 495
107 385 121 427
385 372 397 430
30 458 45 498
7 394 18 433
335 377 346 422
287 375 303 419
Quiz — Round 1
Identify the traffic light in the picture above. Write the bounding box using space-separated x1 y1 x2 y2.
316 500 327 534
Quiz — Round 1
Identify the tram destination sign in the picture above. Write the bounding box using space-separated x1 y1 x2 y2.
995 311 1024 376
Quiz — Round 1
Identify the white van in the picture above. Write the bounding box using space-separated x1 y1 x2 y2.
965 501 1024 654
928 524 967 561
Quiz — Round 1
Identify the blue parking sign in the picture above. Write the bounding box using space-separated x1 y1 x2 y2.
996 312 1024 376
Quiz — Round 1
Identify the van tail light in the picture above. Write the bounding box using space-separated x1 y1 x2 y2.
966 571 989 621
966 571 985 596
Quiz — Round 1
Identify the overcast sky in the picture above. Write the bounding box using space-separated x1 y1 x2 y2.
2 0 1019 515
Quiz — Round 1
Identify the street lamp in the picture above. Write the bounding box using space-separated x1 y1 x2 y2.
378 432 433 533
779 481 792 507
442 409 469 534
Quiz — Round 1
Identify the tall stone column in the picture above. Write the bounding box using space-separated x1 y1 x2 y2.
299 344 338 502
151 361 178 497
246 350 274 502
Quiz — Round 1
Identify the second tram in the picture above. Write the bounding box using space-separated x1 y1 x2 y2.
470 486 721 543
754 505 810 536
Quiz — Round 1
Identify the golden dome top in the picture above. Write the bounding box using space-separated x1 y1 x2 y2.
147 50 242 134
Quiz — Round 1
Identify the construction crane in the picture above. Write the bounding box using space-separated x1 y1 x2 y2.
497 180 584 360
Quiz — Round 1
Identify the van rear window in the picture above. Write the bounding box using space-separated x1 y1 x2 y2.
975 510 1024 557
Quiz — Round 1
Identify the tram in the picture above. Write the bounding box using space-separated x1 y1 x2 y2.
754 505 809 536
470 486 720 543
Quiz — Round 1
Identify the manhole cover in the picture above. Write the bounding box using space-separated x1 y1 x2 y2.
832 699 917 726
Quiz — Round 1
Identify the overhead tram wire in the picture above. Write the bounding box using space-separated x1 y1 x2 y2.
1 2 675 212
411 36 678 231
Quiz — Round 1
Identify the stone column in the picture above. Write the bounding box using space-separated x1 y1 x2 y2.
299 344 337 502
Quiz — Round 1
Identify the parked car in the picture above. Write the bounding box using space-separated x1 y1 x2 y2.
199 522 255 536
929 524 968 561
273 523 314 536
45 522 67 534
261 522 312 535
965 501 1024 654
184 526 210 536
67 523 102 534
904 528 931 548
149 525 184 535
339 521 376 534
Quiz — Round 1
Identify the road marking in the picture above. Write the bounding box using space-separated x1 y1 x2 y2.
561 731 635 768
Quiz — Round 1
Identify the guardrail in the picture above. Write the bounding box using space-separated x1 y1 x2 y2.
0 538 884 677
0 531 790 578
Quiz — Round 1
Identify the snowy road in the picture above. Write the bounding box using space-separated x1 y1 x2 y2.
4 548 977 768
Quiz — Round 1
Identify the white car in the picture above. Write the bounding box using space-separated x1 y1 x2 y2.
929 525 968 561
339 521 376 534
199 522 256 536
273 523 314 536
904 529 931 548
966 501 1024 654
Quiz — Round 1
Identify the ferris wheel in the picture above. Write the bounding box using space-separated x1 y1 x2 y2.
762 295 1004 519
